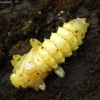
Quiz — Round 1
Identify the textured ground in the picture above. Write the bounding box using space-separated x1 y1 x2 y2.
0 0 100 100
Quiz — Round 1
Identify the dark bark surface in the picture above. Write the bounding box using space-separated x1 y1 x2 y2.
0 0 100 100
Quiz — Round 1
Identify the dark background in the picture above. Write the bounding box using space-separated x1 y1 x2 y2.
0 0 100 100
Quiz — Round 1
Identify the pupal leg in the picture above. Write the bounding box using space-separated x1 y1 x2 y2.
38 82 46 91
11 54 22 67
30 38 42 50
54 65 65 78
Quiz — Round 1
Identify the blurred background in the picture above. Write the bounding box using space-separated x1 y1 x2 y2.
0 0 100 100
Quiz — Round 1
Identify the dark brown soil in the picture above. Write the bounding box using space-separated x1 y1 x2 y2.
0 0 100 100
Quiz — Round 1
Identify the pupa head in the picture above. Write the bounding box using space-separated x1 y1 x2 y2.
10 73 23 88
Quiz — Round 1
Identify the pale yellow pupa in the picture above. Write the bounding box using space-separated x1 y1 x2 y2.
10 18 89 91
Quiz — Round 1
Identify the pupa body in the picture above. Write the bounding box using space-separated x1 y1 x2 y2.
10 18 89 91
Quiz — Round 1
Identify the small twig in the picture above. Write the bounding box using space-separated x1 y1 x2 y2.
55 91 63 100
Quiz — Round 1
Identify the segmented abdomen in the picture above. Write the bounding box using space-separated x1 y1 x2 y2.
10 18 89 91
